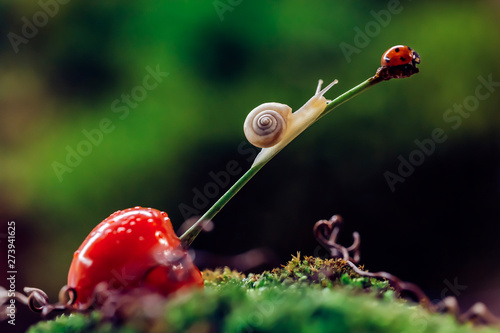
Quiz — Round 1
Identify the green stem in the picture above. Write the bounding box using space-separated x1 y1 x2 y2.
179 162 266 247
179 74 382 247
319 76 379 120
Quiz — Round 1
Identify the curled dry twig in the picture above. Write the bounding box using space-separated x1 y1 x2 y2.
313 215 500 327
0 246 198 320
0 285 76 320
0 279 172 322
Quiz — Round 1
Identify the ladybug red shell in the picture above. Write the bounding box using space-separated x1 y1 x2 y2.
67 207 203 309
381 45 420 67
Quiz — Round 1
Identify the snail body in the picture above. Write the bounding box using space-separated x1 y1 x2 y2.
244 79 338 165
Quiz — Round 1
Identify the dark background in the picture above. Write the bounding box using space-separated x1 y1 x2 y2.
1 1 499 331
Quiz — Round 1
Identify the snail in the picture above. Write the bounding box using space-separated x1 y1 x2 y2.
244 79 338 165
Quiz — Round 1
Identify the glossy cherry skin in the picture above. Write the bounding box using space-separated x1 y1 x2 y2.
67 207 203 309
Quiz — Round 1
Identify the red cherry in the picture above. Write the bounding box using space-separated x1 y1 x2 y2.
67 207 203 309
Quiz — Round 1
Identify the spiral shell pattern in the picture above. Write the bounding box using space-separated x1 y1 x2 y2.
244 103 292 148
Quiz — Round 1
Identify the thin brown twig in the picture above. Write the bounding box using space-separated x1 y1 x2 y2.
313 214 500 327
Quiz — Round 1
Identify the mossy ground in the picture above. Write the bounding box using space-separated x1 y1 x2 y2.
28 255 500 333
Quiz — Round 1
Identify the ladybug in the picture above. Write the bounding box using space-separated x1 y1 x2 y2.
67 207 203 309
381 45 420 67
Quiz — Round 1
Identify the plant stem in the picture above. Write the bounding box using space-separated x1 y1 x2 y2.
319 76 379 120
179 162 266 247
179 74 382 247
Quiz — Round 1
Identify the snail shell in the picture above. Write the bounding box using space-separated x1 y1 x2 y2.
244 102 292 148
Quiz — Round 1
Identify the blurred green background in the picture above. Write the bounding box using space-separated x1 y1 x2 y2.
1 0 500 330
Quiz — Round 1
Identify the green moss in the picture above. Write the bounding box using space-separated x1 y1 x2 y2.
28 255 500 333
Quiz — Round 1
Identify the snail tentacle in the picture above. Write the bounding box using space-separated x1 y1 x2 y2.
318 79 338 98
245 79 338 166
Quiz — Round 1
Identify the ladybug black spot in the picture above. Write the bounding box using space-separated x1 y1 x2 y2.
395 47 400 52
400 56 406 62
